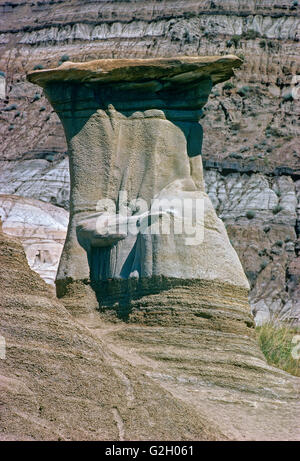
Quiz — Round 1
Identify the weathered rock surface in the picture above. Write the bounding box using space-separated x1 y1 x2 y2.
0 227 221 441
1 227 299 441
205 170 300 323
27 57 249 310
0 0 299 323
0 194 68 284
0 158 70 208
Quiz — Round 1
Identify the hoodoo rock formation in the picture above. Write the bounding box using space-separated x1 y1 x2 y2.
0 1 300 442
1 0 299 324
27 56 250 320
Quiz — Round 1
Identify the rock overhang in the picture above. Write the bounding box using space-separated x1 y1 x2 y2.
26 56 242 115
27 55 242 88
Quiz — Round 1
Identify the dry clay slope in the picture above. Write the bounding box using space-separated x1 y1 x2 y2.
0 221 299 440
0 226 220 441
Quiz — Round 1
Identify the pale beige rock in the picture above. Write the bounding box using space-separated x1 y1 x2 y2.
0 194 68 284
1 0 299 324
27 56 249 299
27 55 242 87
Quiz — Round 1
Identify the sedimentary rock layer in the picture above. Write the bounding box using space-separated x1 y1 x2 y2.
0 227 221 440
0 0 299 322
1 225 295 441
0 194 68 284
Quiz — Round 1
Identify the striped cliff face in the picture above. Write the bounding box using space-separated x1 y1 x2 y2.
0 0 299 324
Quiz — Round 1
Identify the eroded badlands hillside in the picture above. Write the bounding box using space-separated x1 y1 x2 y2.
0 0 299 323
1 223 300 441
0 225 220 441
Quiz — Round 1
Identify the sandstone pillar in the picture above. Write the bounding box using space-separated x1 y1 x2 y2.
27 56 250 317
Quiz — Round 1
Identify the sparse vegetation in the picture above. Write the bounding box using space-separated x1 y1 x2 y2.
242 30 260 40
58 54 70 66
0 70 5 77
230 122 241 131
272 205 283 214
237 86 251 97
33 93 41 101
257 323 300 377
260 260 268 270
246 210 256 219
226 35 241 47
229 152 242 159
3 104 17 111
33 64 44 70
259 39 266 49
223 82 235 91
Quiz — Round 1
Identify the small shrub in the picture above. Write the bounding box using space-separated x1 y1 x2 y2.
246 210 256 219
240 146 250 153
275 240 283 247
8 124 14 131
223 82 235 91
3 104 17 111
264 226 271 233
39 106 46 112
257 323 300 377
229 152 242 159
242 30 260 40
33 93 41 101
230 35 241 47
260 260 268 270
58 54 70 66
230 122 241 131
237 86 251 97
33 64 44 70
272 205 283 214
259 40 266 49
0 70 5 77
